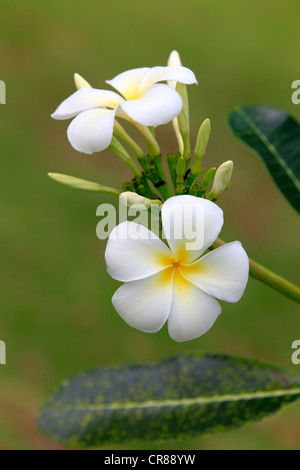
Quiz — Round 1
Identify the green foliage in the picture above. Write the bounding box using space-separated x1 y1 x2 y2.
228 106 300 213
38 353 300 447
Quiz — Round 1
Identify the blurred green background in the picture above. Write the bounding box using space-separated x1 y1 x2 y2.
0 0 299 450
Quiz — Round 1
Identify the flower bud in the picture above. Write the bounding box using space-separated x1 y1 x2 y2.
211 160 233 197
195 119 211 161
201 167 216 191
191 118 211 176
167 50 182 88
167 50 185 156
119 192 161 209
176 82 190 158
48 173 121 197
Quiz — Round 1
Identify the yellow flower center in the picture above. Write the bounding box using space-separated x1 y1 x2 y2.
153 252 188 291
124 88 143 101
172 259 181 270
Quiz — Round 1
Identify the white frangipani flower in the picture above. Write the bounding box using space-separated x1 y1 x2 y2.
51 65 197 155
105 195 249 342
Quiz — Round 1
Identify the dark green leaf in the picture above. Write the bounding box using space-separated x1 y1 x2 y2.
228 105 300 213
37 353 300 447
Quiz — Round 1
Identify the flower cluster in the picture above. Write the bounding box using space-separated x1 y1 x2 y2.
50 51 249 341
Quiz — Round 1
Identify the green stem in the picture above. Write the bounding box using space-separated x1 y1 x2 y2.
167 153 180 190
153 155 172 199
135 124 161 156
184 166 204 192
110 137 142 177
137 155 172 201
113 121 144 159
210 238 300 304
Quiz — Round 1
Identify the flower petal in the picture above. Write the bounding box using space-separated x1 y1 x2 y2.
168 272 221 342
139 66 197 92
161 195 224 263
105 221 173 282
112 270 173 333
106 68 150 100
67 108 116 154
51 88 123 120
182 241 249 302
120 84 182 127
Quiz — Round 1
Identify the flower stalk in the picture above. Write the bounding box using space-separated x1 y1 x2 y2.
210 238 300 304
135 124 161 156
137 155 172 201
109 137 142 177
175 156 186 195
167 153 180 190
113 120 144 159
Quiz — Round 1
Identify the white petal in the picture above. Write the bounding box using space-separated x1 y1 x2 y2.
168 273 221 342
182 241 249 302
106 68 150 100
51 88 123 120
67 108 116 154
105 221 173 282
112 270 173 333
74 73 92 90
140 66 197 92
161 195 224 263
120 84 182 127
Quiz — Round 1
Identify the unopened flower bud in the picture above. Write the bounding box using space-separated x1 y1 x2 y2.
48 173 121 197
211 160 233 197
191 118 211 176
120 192 161 209
167 50 182 88
167 50 188 158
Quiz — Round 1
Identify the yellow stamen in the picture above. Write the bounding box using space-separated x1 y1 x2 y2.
155 253 192 293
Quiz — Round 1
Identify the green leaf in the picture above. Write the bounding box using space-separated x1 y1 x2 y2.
37 353 300 447
228 105 300 213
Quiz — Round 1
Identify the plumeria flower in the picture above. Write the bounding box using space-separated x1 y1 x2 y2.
51 65 197 154
105 195 249 342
